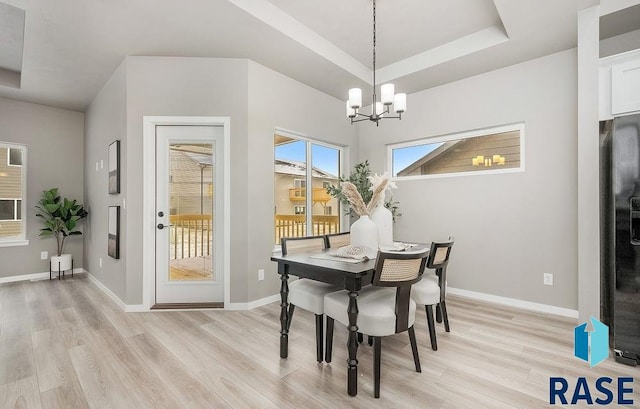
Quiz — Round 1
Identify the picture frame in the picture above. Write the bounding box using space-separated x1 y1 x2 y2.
108 205 120 259
108 140 120 194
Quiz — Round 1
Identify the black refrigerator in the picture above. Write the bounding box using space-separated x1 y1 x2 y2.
601 113 640 366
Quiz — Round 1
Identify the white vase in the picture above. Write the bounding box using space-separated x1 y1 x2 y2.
350 215 379 251
370 202 393 246
51 254 72 272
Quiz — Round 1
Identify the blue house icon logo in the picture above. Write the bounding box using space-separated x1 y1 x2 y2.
574 316 609 367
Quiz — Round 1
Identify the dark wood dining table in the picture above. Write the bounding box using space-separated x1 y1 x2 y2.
270 245 428 396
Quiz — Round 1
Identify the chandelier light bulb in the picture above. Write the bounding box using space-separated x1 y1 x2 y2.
381 84 395 105
394 93 406 113
348 88 362 109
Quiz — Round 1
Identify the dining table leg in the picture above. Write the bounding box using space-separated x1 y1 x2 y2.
347 290 359 396
279 265 290 359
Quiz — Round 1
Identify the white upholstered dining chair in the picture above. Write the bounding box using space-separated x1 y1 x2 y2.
323 249 429 398
411 237 454 351
281 235 340 362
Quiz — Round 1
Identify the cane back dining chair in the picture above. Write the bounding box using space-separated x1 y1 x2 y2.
280 235 340 362
411 237 454 351
325 231 351 249
324 249 429 398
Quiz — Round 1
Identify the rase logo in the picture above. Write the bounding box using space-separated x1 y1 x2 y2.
549 317 634 405
574 316 608 368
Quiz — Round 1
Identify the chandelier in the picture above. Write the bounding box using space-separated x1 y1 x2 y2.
346 0 406 126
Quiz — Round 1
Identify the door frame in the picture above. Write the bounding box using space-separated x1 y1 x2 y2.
142 116 231 310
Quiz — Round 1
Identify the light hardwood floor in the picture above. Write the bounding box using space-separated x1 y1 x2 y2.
0 275 638 408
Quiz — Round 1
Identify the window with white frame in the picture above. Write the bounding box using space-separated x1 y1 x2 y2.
0 199 21 220
274 132 343 244
0 144 27 244
389 123 524 179
8 148 22 166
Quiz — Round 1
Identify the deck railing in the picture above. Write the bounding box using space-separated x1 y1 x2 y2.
274 214 339 244
169 213 339 254
169 214 212 260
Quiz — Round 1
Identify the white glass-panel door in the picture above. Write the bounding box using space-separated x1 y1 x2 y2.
156 125 224 304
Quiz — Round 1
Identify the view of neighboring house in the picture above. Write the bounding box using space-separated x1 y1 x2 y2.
398 130 521 177
274 158 340 243
169 145 214 216
274 158 337 216
0 146 23 238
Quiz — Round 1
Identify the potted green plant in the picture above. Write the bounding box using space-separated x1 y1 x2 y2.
35 188 88 272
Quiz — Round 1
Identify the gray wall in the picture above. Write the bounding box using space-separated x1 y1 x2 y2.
0 97 84 278
125 57 249 304
84 62 127 299
83 56 356 305
358 50 579 310
247 61 358 301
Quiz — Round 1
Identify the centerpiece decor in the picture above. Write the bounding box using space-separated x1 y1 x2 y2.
368 172 395 246
339 171 396 250
340 182 378 250
326 160 401 221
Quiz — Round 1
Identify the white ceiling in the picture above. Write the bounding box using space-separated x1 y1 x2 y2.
0 0 599 111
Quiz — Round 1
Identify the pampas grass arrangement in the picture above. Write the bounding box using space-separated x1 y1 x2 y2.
366 177 388 214
327 161 401 221
341 172 393 216
340 182 369 216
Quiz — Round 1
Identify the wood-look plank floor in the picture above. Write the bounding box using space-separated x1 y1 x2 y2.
1 275 639 408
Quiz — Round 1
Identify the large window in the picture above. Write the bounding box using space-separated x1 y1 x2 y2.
389 123 524 179
274 132 343 244
0 144 27 245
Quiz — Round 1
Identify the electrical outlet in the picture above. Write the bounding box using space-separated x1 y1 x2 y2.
95 161 99 171
258 269 265 281
543 273 553 286
99 257 102 268
41 251 48 260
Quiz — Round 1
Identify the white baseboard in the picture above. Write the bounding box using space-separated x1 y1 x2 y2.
225 294 280 311
0 268 86 284
124 304 147 313
85 271 128 312
84 271 147 312
447 287 579 318
3 269 579 318
86 271 279 312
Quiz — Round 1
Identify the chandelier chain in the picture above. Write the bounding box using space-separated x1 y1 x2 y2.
345 0 405 125
372 0 377 108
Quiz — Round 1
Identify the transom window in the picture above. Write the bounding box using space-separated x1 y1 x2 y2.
388 123 524 179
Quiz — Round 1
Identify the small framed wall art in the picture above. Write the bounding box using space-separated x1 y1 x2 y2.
108 140 120 194
108 205 120 259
